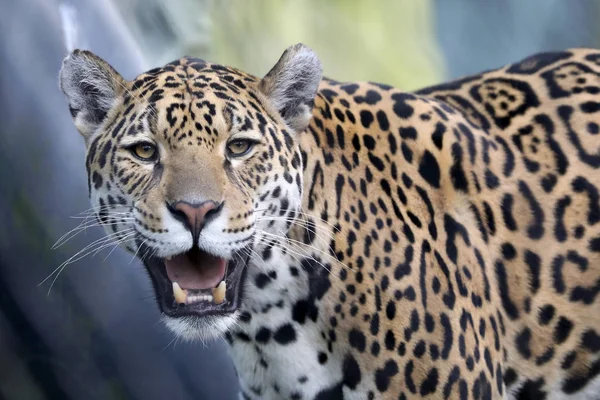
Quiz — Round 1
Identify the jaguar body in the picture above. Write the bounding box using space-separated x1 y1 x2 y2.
59 45 600 399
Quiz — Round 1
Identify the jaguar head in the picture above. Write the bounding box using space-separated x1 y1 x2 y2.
58 44 322 339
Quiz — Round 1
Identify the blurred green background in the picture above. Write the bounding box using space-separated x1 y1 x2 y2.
117 0 600 86
1 1 599 399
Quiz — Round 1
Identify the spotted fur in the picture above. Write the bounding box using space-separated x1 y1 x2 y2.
59 45 600 399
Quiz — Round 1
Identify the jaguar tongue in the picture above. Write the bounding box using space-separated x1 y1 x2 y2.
165 247 226 290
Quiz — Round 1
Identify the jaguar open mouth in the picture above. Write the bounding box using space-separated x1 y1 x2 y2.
142 246 249 318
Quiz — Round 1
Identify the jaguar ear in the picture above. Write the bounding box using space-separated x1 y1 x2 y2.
59 49 125 139
259 43 322 133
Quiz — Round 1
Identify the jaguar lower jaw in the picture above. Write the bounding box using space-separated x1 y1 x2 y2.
142 246 249 319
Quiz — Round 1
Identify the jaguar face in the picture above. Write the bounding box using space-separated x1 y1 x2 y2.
59 44 322 339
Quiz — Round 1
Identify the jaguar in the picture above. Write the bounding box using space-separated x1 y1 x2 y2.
58 44 600 399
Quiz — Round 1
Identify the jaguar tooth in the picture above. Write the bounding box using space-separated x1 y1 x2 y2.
172 282 187 304
212 281 226 304
187 295 198 304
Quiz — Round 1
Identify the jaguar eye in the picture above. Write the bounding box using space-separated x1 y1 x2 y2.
227 140 254 157
131 142 157 161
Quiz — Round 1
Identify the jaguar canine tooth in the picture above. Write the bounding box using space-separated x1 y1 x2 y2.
172 282 187 304
213 281 226 304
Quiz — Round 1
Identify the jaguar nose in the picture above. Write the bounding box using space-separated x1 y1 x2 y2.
167 200 222 239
